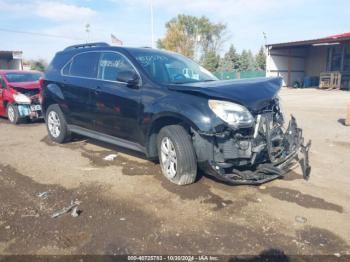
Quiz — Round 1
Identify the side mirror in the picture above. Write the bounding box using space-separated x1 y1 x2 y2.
116 70 140 87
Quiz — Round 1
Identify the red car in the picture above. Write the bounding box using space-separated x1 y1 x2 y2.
0 70 43 124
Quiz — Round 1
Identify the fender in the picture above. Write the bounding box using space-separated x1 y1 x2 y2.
144 93 224 136
42 83 65 117
46 83 64 100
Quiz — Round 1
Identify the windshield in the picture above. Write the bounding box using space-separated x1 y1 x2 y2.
128 49 218 84
5 72 42 83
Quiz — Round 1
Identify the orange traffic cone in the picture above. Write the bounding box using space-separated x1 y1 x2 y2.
346 103 350 126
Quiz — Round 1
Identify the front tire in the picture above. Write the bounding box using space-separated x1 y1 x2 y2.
7 103 20 125
46 104 71 143
157 125 197 185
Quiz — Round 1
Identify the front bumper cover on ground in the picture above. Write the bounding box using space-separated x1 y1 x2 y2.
17 103 43 119
205 116 311 185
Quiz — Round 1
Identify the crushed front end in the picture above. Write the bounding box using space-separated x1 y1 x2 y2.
193 99 311 185
12 87 43 120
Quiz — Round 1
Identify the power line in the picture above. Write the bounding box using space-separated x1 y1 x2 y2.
0 27 83 41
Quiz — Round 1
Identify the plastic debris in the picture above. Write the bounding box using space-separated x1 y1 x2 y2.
71 206 80 217
51 200 81 218
37 192 49 199
295 215 307 224
103 154 118 161
119 217 126 221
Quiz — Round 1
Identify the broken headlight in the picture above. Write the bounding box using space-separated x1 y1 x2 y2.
13 93 31 104
208 99 254 128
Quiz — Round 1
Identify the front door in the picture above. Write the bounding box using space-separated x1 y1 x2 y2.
91 51 142 143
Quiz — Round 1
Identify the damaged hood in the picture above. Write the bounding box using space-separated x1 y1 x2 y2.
8 81 41 90
168 77 282 112
9 82 41 98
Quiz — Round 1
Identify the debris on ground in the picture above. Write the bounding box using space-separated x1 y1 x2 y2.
103 154 118 161
259 185 266 190
71 206 80 217
295 215 307 224
37 191 49 199
119 217 126 221
51 200 81 218
334 253 341 257
5 225 10 230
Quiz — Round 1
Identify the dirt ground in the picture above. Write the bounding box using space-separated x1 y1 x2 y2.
0 88 350 257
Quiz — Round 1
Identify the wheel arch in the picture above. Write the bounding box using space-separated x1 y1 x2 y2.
146 113 198 159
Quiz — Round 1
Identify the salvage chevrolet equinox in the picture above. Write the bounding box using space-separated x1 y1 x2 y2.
42 42 311 185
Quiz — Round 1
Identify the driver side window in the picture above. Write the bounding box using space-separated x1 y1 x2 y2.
97 52 135 82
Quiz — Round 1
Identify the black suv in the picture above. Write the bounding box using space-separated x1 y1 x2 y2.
42 42 311 185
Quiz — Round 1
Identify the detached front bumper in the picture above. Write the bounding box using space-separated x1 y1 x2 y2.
17 103 43 120
196 115 311 185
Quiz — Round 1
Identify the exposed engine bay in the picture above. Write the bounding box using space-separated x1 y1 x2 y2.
193 98 311 185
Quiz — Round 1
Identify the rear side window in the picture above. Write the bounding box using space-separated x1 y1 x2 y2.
69 52 100 78
62 61 71 75
97 52 135 82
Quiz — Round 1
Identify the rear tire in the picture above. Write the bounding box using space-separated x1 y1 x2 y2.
157 125 197 185
46 104 71 143
6 103 20 125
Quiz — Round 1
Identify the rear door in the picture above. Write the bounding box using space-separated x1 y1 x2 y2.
91 51 142 142
61 52 100 129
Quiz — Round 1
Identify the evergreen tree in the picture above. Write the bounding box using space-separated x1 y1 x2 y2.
218 44 240 71
200 50 220 73
255 46 266 70
239 49 255 71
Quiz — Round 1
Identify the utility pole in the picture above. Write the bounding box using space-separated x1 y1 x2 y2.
150 0 154 48
263 32 268 54
85 23 90 43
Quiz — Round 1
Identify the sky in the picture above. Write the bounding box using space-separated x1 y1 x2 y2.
0 0 349 61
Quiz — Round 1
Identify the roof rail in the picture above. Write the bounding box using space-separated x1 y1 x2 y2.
63 42 110 51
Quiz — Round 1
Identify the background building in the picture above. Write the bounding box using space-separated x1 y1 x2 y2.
266 33 350 90
0 50 23 70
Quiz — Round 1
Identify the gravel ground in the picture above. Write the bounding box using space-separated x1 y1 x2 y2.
0 88 349 257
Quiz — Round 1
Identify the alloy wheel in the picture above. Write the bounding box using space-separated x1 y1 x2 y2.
7 106 15 123
160 137 177 179
47 111 61 138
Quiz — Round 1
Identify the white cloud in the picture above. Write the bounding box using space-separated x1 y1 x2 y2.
35 1 96 22
0 0 96 22
117 0 300 17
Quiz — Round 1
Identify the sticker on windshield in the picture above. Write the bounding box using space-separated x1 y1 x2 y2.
136 55 169 67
